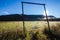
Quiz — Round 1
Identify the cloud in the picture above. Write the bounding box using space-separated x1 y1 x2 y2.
3 11 10 14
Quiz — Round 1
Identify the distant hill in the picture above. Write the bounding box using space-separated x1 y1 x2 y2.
0 14 22 21
0 14 44 21
0 14 60 21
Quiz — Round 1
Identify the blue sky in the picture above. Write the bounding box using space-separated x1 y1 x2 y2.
0 0 60 18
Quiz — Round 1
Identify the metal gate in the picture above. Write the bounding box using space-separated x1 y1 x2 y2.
21 2 50 40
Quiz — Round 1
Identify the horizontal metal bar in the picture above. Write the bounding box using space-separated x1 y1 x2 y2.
22 2 45 5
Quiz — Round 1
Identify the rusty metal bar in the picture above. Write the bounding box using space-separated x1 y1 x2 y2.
22 2 45 5
44 5 50 32
21 2 26 40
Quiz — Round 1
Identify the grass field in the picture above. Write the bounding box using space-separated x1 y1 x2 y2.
0 21 60 40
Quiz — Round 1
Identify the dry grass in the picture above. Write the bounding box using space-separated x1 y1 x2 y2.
0 21 60 40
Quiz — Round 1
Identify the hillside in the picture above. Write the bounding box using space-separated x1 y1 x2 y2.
0 14 60 21
0 14 44 21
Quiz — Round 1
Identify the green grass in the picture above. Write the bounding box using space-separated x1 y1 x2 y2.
0 21 60 40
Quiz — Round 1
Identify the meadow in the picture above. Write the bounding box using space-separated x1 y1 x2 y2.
0 21 60 40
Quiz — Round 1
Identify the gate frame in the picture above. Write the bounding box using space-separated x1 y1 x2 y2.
21 1 50 39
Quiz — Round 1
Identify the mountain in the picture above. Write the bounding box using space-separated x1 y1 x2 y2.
0 14 22 21
0 14 60 21
0 14 44 21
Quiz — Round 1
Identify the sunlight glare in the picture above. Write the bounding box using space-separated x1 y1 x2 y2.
43 10 49 16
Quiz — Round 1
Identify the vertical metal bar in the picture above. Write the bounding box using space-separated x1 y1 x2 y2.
44 5 50 32
21 2 26 40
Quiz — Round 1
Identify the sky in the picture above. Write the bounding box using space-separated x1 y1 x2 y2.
0 0 60 18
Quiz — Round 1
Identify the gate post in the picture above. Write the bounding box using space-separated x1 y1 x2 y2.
44 4 51 33
21 2 26 40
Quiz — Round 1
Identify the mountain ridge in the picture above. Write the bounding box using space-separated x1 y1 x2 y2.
0 14 60 21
